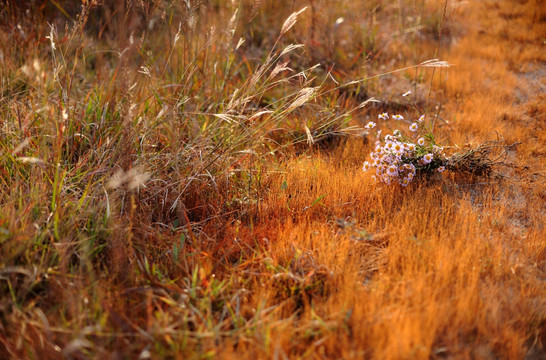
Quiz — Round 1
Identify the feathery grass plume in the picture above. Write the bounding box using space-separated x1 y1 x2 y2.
358 97 380 109
289 87 319 109
269 60 293 79
16 157 45 164
11 138 32 155
304 125 315 146
419 59 453 68
280 43 305 57
281 7 308 35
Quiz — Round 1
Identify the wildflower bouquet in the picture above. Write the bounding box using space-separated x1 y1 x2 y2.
362 112 518 186
362 113 448 186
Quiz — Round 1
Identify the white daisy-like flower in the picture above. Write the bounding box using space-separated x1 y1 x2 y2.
385 142 394 151
393 142 404 154
392 114 404 121
385 134 394 141
371 175 377 182
363 161 371 171
407 172 414 180
378 112 389 120
408 143 416 152
370 152 379 161
437 166 446 173
387 165 398 177
400 178 410 187
417 138 425 146
409 122 418 132
383 176 392 185
365 121 376 129
393 130 402 138
422 153 433 164
418 115 425 123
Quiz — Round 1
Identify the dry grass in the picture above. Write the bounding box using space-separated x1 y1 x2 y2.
1 0 545 359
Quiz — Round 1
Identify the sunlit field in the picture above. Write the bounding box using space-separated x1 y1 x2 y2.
1 0 545 358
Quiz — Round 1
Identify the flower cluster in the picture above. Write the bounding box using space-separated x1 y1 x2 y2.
363 113 447 186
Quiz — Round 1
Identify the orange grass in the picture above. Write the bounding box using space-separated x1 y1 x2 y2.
1 0 545 359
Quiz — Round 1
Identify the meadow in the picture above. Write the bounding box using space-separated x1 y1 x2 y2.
1 0 545 358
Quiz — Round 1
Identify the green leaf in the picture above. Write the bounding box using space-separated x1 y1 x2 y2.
173 243 179 261
311 194 326 207
180 233 185 249
173 234 185 262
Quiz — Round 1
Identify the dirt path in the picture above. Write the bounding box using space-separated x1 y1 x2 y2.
443 0 545 228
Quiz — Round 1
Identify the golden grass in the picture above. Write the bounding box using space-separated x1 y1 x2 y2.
1 0 545 358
